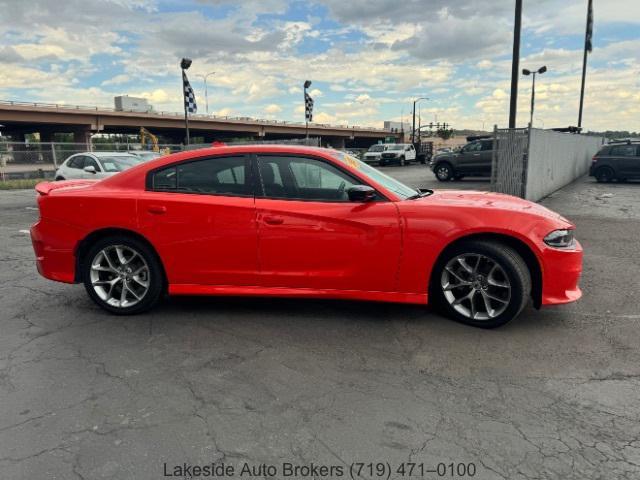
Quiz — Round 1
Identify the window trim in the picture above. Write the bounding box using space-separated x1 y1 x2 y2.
252 153 389 203
145 154 254 198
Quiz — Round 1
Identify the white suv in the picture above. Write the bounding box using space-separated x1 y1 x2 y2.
379 143 416 166
363 144 388 163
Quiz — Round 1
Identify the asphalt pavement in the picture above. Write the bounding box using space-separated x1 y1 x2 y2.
1 166 639 479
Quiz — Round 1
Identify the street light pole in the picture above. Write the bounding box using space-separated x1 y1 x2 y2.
197 71 215 115
412 97 428 144
522 66 547 127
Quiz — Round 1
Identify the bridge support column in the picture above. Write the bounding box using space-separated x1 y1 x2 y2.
73 128 92 149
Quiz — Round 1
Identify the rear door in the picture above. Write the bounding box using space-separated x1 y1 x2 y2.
254 154 401 292
609 144 640 178
137 154 259 286
479 139 494 175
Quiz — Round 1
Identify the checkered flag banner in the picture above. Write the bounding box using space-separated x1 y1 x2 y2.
182 71 197 114
304 91 314 122
585 0 593 53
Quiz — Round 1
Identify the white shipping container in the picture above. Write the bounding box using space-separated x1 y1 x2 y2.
114 96 153 113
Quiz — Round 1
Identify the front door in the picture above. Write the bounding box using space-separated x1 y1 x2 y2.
254 154 401 292
137 154 259 286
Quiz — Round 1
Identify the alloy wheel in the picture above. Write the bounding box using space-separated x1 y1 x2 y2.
436 165 451 180
89 245 150 308
440 253 511 321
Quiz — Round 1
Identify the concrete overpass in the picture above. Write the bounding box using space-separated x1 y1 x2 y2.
0 100 398 148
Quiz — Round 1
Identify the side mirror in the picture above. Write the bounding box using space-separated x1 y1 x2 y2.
84 166 96 174
347 185 376 202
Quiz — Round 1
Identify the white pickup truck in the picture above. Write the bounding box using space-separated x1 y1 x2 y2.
362 144 388 163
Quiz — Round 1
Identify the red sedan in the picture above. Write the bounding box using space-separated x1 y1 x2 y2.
30 145 582 328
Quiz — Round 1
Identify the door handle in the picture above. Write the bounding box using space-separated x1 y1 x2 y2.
263 215 284 225
473 153 481 156
147 205 167 214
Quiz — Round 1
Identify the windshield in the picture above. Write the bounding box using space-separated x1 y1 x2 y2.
98 156 143 173
387 144 404 151
368 145 386 152
330 151 417 200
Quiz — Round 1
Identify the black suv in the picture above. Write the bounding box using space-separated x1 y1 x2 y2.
430 138 493 181
589 141 640 182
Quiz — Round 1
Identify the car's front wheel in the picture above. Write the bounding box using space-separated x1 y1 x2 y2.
399 156 406 166
434 162 453 181
431 240 531 328
82 235 164 315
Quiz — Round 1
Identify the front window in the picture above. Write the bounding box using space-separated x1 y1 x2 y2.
330 151 417 200
257 155 357 201
98 156 143 173
387 145 404 151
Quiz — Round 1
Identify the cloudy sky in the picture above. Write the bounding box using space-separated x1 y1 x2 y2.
0 0 638 131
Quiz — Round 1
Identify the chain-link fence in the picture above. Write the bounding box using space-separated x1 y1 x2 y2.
490 126 530 198
0 138 325 181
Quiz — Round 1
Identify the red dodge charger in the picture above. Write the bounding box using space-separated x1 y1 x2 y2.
30 145 582 328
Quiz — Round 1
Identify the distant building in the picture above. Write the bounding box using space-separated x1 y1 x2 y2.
384 121 411 133
114 96 153 113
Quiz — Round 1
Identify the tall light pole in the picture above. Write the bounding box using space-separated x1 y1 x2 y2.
304 80 312 140
412 97 428 144
180 57 192 145
508 0 523 128
197 71 215 115
522 65 547 127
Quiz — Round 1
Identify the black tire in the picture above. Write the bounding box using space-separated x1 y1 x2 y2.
420 157 426 165
400 156 406 166
595 167 614 183
378 160 385 167
434 162 454 181
81 235 164 315
55 176 65 181
430 240 531 329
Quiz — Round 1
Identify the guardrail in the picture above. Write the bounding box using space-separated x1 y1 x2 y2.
0 99 390 132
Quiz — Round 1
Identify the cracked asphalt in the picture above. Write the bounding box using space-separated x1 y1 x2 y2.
1 167 639 479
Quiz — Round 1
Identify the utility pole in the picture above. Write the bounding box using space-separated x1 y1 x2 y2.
508 0 523 128
412 97 428 144
578 0 593 129
197 71 215 115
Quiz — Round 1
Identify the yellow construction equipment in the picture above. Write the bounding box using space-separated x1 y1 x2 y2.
140 127 159 152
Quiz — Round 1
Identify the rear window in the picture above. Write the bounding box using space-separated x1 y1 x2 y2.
607 145 638 157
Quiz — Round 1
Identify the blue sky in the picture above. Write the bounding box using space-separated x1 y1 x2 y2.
0 0 638 131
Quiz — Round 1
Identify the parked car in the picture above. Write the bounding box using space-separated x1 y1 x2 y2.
379 143 417 166
55 152 143 180
362 144 388 163
589 140 640 182
431 138 493 181
130 151 162 161
31 145 582 328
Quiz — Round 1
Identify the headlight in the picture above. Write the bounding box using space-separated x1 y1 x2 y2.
544 229 575 248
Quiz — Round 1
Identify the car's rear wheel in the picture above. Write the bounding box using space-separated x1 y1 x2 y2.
431 240 531 328
82 235 163 315
595 166 614 183
435 162 453 181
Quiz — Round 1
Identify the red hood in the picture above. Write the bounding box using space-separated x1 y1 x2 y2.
423 189 573 225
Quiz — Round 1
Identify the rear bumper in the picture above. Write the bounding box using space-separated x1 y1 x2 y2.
30 220 78 284
540 240 583 305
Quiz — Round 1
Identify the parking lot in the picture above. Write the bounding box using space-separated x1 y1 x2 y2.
1 165 639 479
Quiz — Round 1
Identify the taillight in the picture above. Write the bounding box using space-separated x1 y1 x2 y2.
591 156 598 163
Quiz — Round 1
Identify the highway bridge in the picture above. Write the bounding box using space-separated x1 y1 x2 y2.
0 100 397 148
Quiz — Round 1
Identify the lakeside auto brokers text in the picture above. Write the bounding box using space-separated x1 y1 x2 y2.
163 461 477 478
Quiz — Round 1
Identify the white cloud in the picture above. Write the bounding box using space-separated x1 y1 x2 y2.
264 103 282 113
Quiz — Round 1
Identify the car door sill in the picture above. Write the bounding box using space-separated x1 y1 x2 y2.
169 284 428 305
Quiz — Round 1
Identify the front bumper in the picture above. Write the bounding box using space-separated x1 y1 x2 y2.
540 240 583 305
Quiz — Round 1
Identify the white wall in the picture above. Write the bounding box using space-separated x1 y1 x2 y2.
525 129 603 201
